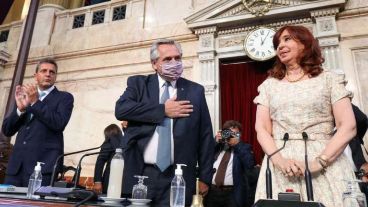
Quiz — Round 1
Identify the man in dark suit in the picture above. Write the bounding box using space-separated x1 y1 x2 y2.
115 39 215 206
204 120 255 207
2 58 74 187
349 105 368 172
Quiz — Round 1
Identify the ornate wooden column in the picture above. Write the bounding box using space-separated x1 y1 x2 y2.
195 26 220 129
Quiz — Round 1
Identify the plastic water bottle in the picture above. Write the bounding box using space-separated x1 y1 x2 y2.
342 180 367 207
27 162 44 199
170 164 187 207
107 148 124 198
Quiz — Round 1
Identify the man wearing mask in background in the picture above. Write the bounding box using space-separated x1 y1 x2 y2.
204 120 255 207
115 39 215 206
2 58 74 187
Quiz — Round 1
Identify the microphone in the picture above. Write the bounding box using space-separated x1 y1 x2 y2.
35 149 114 200
50 145 101 186
266 133 289 199
302 132 314 201
73 149 116 189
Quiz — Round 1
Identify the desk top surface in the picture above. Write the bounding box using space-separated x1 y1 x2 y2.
0 193 148 206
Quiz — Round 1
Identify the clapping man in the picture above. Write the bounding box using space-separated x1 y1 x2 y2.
2 58 74 187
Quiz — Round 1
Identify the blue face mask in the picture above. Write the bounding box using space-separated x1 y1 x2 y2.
160 61 183 81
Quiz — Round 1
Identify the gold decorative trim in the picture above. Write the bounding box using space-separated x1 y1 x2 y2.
242 0 274 16
217 18 312 35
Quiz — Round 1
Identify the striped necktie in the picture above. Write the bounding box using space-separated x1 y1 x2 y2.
156 81 171 172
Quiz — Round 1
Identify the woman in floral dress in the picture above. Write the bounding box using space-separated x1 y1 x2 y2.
254 25 357 207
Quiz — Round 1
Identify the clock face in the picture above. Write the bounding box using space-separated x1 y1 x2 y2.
244 27 276 61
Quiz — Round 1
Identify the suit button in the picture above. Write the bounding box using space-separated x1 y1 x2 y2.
26 127 30 130
23 141 27 144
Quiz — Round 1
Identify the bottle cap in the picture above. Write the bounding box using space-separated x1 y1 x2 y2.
35 162 45 171
286 189 294 192
175 164 187 175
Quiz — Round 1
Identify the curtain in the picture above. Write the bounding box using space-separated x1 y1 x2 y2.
220 60 271 164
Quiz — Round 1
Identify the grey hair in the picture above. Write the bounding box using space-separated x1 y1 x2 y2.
150 39 182 63
35 58 58 73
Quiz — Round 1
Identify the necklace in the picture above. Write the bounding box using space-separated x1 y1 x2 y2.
285 70 305 82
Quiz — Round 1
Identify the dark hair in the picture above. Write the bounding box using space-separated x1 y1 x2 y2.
35 58 58 73
223 120 242 132
104 124 122 141
269 25 324 80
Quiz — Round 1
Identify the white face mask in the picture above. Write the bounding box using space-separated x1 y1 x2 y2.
159 61 183 81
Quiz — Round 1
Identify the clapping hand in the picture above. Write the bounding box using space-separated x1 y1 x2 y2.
15 85 28 112
22 84 38 105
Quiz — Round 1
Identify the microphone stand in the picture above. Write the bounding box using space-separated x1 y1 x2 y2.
35 149 115 199
266 133 289 199
50 146 101 186
302 132 314 201
73 149 115 189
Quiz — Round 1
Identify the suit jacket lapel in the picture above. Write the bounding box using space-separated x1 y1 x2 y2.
28 87 58 123
136 74 160 150
42 87 58 103
148 74 159 105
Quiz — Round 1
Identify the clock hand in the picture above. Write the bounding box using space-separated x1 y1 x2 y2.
261 30 271 45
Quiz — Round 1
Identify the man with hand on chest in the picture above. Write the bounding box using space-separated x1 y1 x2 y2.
115 39 215 206
2 58 74 187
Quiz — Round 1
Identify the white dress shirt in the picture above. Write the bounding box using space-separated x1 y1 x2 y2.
143 75 176 164
212 150 234 186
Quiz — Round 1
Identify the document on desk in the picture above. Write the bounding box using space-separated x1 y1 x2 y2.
0 185 27 194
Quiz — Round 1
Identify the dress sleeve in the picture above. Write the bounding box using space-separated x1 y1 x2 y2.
253 79 270 107
329 72 353 104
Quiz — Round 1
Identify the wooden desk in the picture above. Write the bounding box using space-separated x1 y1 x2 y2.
0 194 108 206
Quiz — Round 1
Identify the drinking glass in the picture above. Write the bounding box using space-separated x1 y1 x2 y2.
132 175 148 199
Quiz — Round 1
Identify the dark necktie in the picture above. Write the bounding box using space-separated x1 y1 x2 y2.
214 150 231 186
156 81 171 172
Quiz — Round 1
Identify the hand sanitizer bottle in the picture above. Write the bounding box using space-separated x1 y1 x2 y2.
107 148 124 198
170 164 187 207
27 162 44 199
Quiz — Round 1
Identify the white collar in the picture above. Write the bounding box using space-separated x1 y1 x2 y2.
157 75 177 88
38 85 55 96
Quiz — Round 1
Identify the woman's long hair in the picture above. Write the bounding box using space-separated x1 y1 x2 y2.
269 25 324 80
